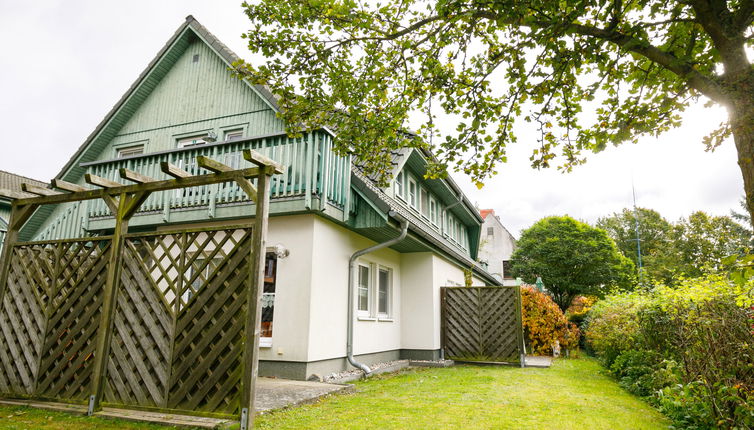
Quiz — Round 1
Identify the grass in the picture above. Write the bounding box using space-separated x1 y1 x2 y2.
255 358 670 430
0 358 669 429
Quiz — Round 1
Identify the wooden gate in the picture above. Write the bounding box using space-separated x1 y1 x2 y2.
441 286 525 365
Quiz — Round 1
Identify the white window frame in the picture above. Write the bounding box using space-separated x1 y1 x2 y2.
395 171 405 200
420 188 430 219
429 198 439 226
116 144 144 158
177 135 207 148
377 266 392 318
224 129 244 142
408 177 418 209
357 263 372 316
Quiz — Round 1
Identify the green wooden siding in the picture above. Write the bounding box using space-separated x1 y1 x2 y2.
105 37 282 156
31 131 352 241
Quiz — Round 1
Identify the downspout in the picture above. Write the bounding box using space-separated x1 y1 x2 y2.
347 211 409 376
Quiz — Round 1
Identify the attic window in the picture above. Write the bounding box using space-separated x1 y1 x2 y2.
117 145 144 158
192 54 200 63
177 136 206 148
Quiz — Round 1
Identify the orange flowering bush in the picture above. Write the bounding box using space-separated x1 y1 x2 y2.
520 285 580 355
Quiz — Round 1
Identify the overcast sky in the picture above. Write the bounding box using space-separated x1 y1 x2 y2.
0 1 743 235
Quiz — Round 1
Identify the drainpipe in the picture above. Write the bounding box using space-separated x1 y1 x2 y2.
347 211 409 376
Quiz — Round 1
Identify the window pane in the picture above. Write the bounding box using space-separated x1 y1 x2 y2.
358 265 370 311
395 172 404 197
420 189 429 217
487 227 494 236
117 145 144 158
225 130 243 141
378 269 389 314
409 180 417 207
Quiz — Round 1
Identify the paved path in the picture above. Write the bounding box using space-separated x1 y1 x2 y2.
255 377 352 412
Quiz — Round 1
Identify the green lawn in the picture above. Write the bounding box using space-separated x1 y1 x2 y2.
0 358 669 429
255 358 670 430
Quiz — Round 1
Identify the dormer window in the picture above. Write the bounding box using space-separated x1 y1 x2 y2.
224 130 243 141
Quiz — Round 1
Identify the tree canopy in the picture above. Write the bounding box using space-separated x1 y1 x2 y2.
509 215 634 310
598 207 751 284
237 0 754 215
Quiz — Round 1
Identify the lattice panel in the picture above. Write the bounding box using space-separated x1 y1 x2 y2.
35 240 110 401
104 240 174 407
442 287 522 363
124 235 184 311
168 230 252 414
480 288 520 362
0 245 55 394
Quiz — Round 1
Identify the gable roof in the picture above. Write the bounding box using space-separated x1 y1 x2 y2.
480 209 494 220
0 170 47 200
54 15 278 184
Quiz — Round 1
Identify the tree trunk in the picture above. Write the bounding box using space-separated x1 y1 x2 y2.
730 91 754 229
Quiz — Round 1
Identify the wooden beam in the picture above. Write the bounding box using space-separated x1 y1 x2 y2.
89 193 129 412
234 178 258 203
196 156 232 174
51 179 88 193
9 204 38 231
119 168 157 184
101 195 119 215
21 183 60 197
243 149 285 174
122 191 151 219
240 170 272 430
160 162 190 179
0 189 28 200
85 174 123 189
13 167 264 206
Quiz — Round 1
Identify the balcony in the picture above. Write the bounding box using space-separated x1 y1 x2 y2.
80 130 351 225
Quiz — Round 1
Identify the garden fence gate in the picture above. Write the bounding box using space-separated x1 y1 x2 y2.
0 150 282 429
441 286 525 365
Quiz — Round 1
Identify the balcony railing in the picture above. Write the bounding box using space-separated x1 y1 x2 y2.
81 130 350 219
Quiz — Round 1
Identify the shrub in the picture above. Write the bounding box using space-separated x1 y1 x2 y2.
520 285 580 355
584 275 754 429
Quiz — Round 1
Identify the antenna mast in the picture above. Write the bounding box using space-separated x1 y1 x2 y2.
632 182 643 285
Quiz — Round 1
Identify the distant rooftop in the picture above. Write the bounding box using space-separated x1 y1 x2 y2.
0 170 47 199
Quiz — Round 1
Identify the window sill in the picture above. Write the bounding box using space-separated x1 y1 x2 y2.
357 316 377 321
377 317 394 322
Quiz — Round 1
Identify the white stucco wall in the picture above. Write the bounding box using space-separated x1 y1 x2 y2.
478 213 517 280
257 215 316 362
307 217 403 361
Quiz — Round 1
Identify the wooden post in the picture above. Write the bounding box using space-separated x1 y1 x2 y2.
514 286 526 368
239 170 272 430
0 202 38 302
88 193 133 413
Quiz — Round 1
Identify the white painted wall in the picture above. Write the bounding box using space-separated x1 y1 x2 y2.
478 212 517 281
307 217 403 361
257 215 315 362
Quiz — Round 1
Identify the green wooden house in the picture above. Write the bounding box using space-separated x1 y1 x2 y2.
18 16 499 380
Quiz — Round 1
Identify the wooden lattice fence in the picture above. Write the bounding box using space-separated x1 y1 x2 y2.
441 286 525 365
0 227 253 414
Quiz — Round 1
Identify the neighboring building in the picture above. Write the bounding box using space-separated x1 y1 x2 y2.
477 209 517 284
16 16 501 380
0 171 46 254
